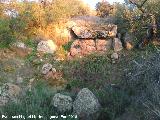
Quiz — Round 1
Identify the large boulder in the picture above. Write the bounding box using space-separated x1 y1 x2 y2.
73 88 101 119
37 40 57 54
68 16 117 39
51 93 73 113
71 25 117 39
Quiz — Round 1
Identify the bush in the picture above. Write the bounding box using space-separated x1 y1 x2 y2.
96 86 130 120
0 19 16 48
62 41 74 52
1 80 55 120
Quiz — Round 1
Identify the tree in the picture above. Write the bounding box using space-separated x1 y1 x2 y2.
96 1 113 17
127 0 160 40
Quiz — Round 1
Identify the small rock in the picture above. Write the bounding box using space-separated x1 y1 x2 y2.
42 63 56 75
52 93 73 113
111 52 119 60
73 88 101 119
37 40 57 54
12 42 27 49
125 42 133 50
113 38 123 52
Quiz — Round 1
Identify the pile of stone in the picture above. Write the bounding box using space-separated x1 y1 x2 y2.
67 16 123 58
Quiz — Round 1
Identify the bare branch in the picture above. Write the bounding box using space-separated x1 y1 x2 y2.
129 0 148 13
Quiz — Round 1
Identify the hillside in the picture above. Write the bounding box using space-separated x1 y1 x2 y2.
0 0 160 120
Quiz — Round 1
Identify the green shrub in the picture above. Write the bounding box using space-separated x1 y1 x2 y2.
0 19 16 48
1 80 78 120
1 80 54 119
62 41 74 52
96 86 130 120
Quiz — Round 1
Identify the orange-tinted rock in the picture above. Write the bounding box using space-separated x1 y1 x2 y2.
70 40 82 56
96 39 112 51
82 40 96 54
69 38 114 58
124 33 134 50
125 42 133 50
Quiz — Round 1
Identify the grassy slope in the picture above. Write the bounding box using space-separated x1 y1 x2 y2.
1 43 160 120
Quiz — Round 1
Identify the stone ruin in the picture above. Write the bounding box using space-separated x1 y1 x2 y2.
67 16 123 58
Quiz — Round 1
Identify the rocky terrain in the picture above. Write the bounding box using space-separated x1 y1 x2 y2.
0 16 160 120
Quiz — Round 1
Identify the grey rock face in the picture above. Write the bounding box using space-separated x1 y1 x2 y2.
52 93 73 113
73 88 101 119
68 16 117 39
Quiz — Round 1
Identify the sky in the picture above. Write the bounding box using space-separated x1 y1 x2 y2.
83 0 124 9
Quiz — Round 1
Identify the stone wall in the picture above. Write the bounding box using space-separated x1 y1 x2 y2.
69 39 112 57
67 16 123 58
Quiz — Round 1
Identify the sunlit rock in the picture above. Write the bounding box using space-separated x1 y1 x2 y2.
37 40 57 54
